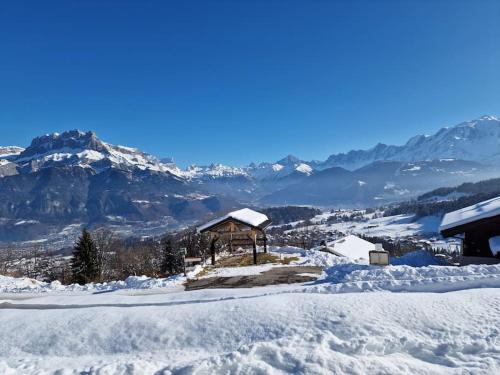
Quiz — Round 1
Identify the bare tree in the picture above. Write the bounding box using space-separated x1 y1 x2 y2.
92 228 120 282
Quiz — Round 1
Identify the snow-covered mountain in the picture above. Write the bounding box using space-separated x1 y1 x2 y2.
261 159 496 206
0 146 24 158
9 130 188 177
0 115 499 243
178 115 500 177
247 155 313 180
177 155 314 182
1 115 498 182
318 115 500 170
0 130 243 242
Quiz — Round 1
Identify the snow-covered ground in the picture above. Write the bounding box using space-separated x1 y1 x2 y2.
309 212 442 239
1 248 500 374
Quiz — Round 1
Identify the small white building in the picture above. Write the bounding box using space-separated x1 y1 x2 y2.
324 235 377 261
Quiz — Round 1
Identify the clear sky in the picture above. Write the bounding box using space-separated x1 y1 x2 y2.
0 0 499 167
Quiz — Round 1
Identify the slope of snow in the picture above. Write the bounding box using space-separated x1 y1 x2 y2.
440 195 500 232
304 213 442 239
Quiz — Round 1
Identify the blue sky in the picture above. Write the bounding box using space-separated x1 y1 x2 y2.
0 0 499 167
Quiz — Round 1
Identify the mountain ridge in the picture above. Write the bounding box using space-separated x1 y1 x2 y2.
0 115 498 243
2 115 497 179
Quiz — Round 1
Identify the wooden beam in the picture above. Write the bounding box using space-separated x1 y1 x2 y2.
252 230 257 265
210 235 218 266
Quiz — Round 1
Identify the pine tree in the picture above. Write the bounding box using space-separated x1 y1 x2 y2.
71 229 100 284
161 236 183 275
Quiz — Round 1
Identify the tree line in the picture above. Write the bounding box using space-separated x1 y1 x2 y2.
0 227 212 285
384 177 500 220
70 227 214 284
383 192 500 220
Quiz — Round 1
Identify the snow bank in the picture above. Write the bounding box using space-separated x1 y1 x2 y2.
310 262 500 294
0 266 203 294
269 246 356 268
294 249 356 268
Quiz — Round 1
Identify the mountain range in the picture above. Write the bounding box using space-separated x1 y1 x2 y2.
0 115 498 244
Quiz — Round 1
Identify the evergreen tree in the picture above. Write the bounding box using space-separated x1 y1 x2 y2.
71 229 100 284
161 236 183 275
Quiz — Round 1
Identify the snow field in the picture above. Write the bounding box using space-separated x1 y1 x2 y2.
1 248 500 373
0 289 499 374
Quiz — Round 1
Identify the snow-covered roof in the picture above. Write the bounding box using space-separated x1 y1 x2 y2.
197 208 270 232
440 196 500 232
326 235 376 261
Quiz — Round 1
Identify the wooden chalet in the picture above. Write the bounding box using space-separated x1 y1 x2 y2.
440 196 500 257
197 208 272 265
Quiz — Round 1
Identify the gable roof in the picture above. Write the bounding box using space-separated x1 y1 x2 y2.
326 235 376 260
197 208 270 233
440 196 500 234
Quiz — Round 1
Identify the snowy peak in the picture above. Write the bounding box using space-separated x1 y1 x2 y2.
184 164 249 179
10 129 187 176
276 154 301 166
249 156 313 180
1 114 498 183
19 130 105 160
320 115 500 170
0 146 24 158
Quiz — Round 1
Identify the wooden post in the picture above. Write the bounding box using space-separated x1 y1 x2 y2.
229 222 234 253
263 235 267 253
210 237 217 266
252 231 257 265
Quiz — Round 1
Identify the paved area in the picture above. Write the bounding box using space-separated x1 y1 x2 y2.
185 266 322 291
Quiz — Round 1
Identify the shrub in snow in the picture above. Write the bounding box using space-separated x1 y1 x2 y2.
161 236 184 275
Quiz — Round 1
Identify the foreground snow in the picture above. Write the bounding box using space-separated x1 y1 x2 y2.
0 287 499 374
1 249 500 374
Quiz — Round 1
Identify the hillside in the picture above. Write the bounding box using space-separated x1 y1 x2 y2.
384 178 500 219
